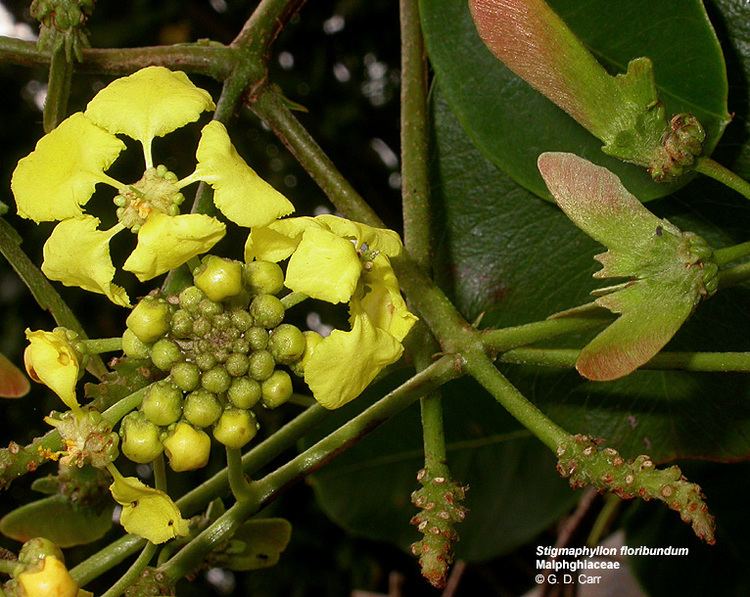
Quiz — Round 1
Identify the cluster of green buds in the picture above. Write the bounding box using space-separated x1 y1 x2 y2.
30 0 95 61
120 256 315 472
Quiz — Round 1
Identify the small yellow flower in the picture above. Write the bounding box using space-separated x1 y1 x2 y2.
17 555 79 597
12 66 294 306
163 422 211 472
24 329 81 411
108 465 190 544
246 215 418 408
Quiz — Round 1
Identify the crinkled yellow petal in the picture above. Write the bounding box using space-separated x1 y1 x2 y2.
244 217 321 263
18 556 79 597
194 121 295 227
85 66 215 144
286 227 361 303
353 255 418 342
304 313 403 409
109 471 190 544
42 217 130 307
12 113 125 222
24 329 80 410
316 214 403 256
124 212 225 281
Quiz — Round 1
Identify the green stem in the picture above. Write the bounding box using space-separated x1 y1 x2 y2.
714 241 750 266
586 495 621 547
80 338 122 354
500 347 750 372
281 291 308 309
44 44 73 133
226 447 254 502
153 453 167 493
464 351 569 451
481 316 608 353
0 37 237 79
249 86 384 226
70 535 145 586
100 542 157 597
0 560 19 576
101 385 151 425
0 219 106 378
232 0 306 53
694 157 750 201
159 356 461 581
719 260 750 288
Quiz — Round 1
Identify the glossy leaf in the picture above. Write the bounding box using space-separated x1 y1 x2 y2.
0 495 113 547
421 0 729 201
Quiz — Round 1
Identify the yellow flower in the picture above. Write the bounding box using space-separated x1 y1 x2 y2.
24 329 81 411
108 465 190 544
12 66 294 306
18 555 80 597
246 215 418 408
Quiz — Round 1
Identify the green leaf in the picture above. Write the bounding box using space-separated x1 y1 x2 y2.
210 518 292 571
430 84 750 464
0 495 113 547
537 153 719 380
307 373 578 561
421 0 729 201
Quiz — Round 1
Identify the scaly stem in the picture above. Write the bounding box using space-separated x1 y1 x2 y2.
500 347 750 372
694 157 750 202
80 338 123 354
0 36 237 79
249 86 384 227
226 447 254 502
44 44 73 132
714 241 750 266
99 542 158 597
0 219 106 378
159 356 461 582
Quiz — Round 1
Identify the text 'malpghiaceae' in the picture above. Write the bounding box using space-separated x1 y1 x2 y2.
537 152 718 381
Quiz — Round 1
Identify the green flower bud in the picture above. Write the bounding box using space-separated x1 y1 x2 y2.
225 353 249 377
122 328 150 359
126 297 171 343
164 422 211 472
227 377 261 409
178 286 205 312
244 261 285 296
142 381 183 426
192 316 212 338
261 370 293 409
183 389 223 427
201 366 231 394
198 298 223 317
120 412 164 464
248 350 275 381
230 309 254 332
225 289 252 310
170 362 201 392
246 327 268 351
195 352 217 372
232 338 251 354
170 309 193 338
213 409 259 449
250 295 285 329
18 537 64 567
150 338 183 371
194 256 244 302
212 313 231 330
268 324 306 365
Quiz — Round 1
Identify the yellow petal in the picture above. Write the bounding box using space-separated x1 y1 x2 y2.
109 470 190 544
123 212 225 281
42 217 130 307
354 255 418 342
316 214 403 256
24 329 80 410
12 113 125 222
304 314 403 409
18 556 79 597
85 66 215 145
194 121 295 227
244 217 321 263
286 227 362 303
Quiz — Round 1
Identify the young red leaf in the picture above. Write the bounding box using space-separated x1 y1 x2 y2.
537 152 718 380
0 352 30 398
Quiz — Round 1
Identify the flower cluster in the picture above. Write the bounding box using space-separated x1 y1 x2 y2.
12 66 294 306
